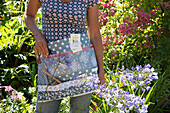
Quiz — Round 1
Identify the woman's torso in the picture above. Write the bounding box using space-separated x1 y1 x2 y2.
39 0 89 42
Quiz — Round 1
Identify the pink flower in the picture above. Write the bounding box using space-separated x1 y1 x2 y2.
11 94 18 100
156 3 159 5
11 90 19 100
123 18 127 23
104 18 108 23
102 35 109 45
152 11 156 15
131 30 135 35
118 40 123 44
111 33 115 37
133 2 137 6
103 3 107 8
103 47 108 51
12 90 18 95
98 10 102 16
104 3 111 8
99 22 101 27
93 102 98 111
155 7 161 11
108 9 115 16
111 52 117 57
149 10 156 15
140 44 144 50
135 42 138 47
111 1 116 7
5 85 12 92
119 24 126 31
101 15 103 19
104 13 107 18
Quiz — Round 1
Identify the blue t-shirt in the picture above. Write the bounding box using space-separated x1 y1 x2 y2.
38 0 99 42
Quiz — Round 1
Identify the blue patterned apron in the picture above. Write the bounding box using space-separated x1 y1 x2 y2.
37 33 99 102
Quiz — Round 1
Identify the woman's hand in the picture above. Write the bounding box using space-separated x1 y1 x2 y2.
96 71 107 97
98 71 106 86
34 33 49 64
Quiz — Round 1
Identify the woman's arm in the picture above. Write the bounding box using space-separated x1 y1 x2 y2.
24 0 49 64
86 5 106 85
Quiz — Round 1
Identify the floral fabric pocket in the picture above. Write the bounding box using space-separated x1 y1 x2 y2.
37 33 99 101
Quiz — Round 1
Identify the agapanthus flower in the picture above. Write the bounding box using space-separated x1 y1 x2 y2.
117 102 123 108
119 64 158 91
61 57 72 67
85 64 156 112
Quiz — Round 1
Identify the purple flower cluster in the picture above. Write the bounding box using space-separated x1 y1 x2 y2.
60 57 72 67
43 55 72 67
74 74 100 90
93 81 148 113
117 64 158 91
86 74 100 89
85 64 158 112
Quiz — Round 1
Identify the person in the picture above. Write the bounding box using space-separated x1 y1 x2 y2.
24 0 106 112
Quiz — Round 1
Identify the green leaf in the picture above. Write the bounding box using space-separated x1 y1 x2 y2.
144 81 158 104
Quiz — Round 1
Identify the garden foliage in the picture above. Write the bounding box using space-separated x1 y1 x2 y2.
0 0 169 112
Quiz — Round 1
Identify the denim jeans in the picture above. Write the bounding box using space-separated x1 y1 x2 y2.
35 93 92 113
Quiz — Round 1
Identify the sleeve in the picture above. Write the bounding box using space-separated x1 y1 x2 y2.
87 0 100 9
